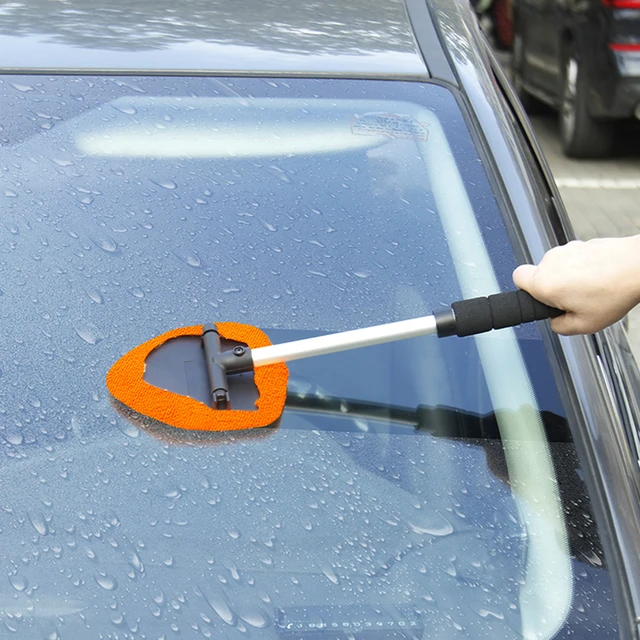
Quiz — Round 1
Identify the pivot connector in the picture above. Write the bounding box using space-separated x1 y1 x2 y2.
202 324 255 410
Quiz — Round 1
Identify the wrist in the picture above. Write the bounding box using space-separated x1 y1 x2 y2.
622 235 640 308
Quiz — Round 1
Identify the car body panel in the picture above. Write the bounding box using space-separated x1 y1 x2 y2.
0 0 428 77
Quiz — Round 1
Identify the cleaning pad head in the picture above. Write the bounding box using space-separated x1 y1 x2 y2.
106 323 288 431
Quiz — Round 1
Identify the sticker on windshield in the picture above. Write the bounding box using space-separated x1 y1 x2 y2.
350 112 429 142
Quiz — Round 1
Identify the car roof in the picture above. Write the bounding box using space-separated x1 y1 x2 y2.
0 0 432 77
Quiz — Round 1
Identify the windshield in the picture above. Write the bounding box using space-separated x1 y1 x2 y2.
0 76 617 639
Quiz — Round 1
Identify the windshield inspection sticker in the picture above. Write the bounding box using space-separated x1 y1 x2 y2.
351 112 429 141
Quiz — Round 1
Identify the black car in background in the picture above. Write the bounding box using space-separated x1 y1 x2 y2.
512 0 640 157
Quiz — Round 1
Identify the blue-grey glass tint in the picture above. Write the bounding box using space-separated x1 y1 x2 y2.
0 76 617 638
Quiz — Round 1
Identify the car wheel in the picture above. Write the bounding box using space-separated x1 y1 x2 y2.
560 46 614 158
511 33 544 113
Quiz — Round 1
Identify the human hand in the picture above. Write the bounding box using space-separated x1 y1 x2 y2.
513 237 640 335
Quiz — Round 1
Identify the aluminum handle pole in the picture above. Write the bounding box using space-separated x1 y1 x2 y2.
251 315 438 367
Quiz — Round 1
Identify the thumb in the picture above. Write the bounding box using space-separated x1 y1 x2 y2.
549 313 582 336
512 264 537 292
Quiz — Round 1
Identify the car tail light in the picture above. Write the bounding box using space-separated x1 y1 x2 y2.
602 0 640 7
609 42 640 51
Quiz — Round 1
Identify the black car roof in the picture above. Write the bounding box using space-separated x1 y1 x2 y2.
0 0 434 77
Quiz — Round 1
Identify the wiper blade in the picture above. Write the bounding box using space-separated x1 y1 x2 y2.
285 392 570 442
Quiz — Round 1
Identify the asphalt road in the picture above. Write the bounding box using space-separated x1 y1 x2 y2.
529 114 640 240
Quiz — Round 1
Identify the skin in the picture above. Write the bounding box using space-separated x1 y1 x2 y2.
513 236 640 335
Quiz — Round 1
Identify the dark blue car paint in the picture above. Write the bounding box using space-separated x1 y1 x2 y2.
0 0 639 636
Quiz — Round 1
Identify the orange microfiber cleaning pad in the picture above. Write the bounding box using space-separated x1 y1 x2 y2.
107 323 288 431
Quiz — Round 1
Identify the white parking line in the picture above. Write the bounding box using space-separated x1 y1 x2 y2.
555 177 640 189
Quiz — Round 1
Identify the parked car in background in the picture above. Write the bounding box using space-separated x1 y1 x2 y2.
1 0 640 638
472 0 515 49
511 0 640 157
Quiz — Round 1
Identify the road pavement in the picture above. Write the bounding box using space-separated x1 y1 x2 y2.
527 112 640 357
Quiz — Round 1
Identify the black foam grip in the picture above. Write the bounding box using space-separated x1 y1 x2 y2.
450 290 563 337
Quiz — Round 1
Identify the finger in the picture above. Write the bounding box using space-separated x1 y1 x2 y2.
550 313 583 336
512 264 536 291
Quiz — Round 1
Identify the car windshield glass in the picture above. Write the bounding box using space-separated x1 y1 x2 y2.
0 76 617 639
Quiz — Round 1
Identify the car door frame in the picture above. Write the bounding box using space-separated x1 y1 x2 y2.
486 41 640 639
406 1 640 633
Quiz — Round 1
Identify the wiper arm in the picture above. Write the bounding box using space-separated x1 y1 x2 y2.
285 392 570 442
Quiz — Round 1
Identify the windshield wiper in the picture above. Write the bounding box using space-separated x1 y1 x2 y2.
284 392 570 442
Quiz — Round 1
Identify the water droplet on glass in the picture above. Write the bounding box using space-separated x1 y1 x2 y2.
478 608 505 620
94 572 118 591
129 551 144 573
582 550 603 567
10 83 34 93
29 513 48 536
259 219 277 232
75 323 103 345
442 559 457 577
4 190 17 198
9 575 27 592
86 288 104 304
52 158 73 167
92 236 118 253
111 103 138 115
151 179 178 190
5 431 23 445
407 513 453 537
129 286 145 299
205 591 235 626
110 612 124 625
176 251 201 268
117 421 140 438
237 605 269 629
319 563 340 585
223 562 240 581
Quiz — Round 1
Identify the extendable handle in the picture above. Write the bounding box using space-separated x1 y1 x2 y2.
237 290 563 371
435 290 564 338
